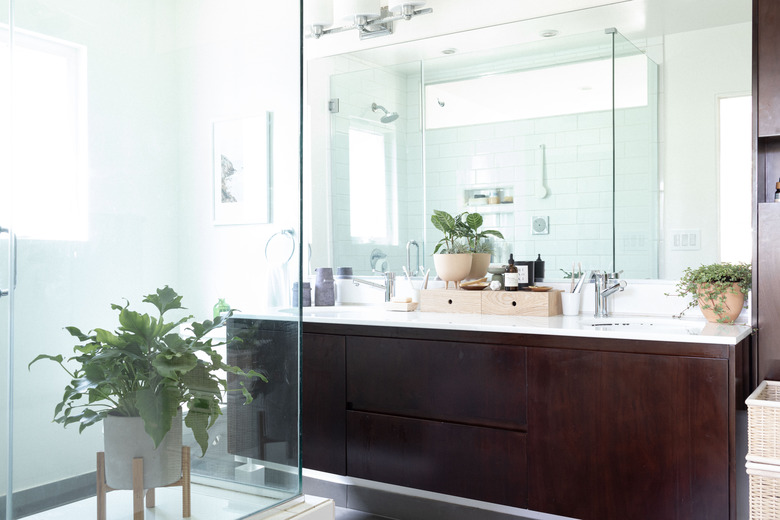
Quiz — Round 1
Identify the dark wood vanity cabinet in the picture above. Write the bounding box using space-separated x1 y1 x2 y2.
300 324 742 520
527 348 730 520
301 333 346 474
345 336 528 507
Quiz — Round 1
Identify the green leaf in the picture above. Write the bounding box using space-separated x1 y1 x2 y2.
465 212 482 230
180 365 222 398
136 385 180 448
65 326 91 342
143 286 184 316
185 400 213 457
94 328 126 348
152 351 198 379
482 229 504 239
28 353 63 370
78 409 105 433
117 309 153 341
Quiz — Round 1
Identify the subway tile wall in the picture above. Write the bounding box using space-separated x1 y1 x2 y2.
327 60 657 280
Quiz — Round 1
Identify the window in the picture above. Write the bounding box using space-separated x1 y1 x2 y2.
1 28 87 240
347 126 398 244
718 95 752 264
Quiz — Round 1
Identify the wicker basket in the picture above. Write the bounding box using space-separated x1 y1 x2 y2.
747 381 780 464
747 462 780 519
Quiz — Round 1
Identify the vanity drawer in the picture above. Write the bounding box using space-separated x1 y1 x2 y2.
347 411 527 508
346 337 526 430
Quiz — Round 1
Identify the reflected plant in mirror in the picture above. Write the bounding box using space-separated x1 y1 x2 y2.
461 211 504 254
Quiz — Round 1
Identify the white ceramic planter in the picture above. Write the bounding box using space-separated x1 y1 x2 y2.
433 253 472 289
103 410 183 489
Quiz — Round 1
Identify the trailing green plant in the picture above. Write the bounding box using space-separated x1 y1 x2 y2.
29 286 266 456
461 211 504 254
431 209 469 254
667 262 752 322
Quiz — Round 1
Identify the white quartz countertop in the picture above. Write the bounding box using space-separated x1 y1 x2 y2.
237 304 752 345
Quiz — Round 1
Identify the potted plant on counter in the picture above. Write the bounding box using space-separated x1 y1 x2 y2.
29 286 266 490
431 209 472 289
668 262 751 323
461 211 504 280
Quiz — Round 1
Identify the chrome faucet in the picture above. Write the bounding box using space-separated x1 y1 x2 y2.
406 240 420 276
592 271 627 318
352 272 396 302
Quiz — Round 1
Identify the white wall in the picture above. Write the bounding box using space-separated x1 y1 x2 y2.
662 22 751 277
172 1 302 318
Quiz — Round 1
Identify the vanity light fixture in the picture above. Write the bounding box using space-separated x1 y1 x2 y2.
306 0 432 40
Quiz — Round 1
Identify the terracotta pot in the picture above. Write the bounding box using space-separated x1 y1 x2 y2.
103 409 183 489
696 283 745 324
433 253 472 289
467 253 491 280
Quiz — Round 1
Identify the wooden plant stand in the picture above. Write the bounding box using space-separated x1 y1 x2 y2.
96 446 191 520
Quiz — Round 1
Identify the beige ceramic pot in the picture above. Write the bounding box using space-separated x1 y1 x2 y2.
696 283 745 323
467 252 491 280
433 253 472 289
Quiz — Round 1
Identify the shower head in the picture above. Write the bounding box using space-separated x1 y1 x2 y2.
371 102 399 123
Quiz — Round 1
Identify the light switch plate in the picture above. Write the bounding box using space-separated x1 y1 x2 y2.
532 216 549 235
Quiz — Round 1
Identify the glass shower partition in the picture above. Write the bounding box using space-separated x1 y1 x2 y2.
612 30 660 279
2 1 303 518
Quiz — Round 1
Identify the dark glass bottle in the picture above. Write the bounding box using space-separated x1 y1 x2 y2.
504 254 519 291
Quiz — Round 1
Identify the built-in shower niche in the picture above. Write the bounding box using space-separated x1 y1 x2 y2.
316 29 658 279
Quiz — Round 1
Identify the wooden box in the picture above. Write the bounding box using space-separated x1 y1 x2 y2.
481 289 562 317
418 289 562 316
419 289 482 314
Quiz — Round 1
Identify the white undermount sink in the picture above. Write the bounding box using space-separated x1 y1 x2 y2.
578 316 706 335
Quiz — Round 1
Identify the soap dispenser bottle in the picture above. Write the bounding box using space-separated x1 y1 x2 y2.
504 254 519 291
775 178 780 202
534 254 545 282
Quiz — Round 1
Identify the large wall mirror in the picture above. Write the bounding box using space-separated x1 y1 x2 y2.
305 1 751 281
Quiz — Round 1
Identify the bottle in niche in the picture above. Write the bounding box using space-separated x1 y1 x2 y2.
775 178 780 202
213 298 230 319
504 254 519 291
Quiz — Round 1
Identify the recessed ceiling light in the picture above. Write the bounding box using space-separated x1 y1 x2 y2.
540 30 559 38
442 48 457 55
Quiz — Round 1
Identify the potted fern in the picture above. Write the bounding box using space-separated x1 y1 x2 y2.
668 262 751 323
29 286 265 489
431 209 471 288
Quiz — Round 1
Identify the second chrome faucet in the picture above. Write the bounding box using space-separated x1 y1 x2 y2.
592 271 627 318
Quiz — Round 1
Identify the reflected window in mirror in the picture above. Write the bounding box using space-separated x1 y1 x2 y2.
347 126 398 244
718 95 751 264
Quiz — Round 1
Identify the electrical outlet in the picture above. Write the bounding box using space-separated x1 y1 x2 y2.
671 229 700 251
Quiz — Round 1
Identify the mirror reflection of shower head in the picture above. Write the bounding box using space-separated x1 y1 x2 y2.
371 102 399 123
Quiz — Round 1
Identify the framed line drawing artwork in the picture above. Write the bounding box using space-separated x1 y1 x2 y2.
213 113 271 225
